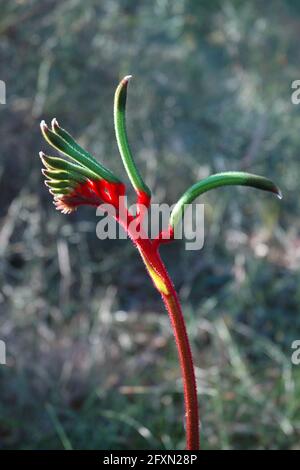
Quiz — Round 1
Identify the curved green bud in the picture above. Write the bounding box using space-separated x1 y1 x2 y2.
170 171 282 229
51 118 108 171
42 169 86 184
39 152 101 182
41 120 120 183
114 75 151 197
45 180 76 190
49 187 71 195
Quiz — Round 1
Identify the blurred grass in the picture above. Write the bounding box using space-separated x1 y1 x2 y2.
0 0 300 450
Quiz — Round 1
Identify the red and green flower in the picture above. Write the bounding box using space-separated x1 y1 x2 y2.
40 76 281 450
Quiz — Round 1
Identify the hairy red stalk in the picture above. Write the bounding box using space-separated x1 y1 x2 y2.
116 201 200 450
161 289 199 450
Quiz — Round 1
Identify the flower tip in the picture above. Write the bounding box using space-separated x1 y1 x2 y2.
122 75 132 85
40 120 48 132
51 117 59 131
269 182 282 200
39 151 48 166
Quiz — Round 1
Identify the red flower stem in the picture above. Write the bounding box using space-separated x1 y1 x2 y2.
145 248 200 450
161 289 200 450
116 204 199 450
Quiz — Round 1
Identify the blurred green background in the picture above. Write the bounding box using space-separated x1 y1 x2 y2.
0 0 300 450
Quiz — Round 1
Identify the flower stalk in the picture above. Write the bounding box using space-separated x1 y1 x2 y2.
39 75 281 450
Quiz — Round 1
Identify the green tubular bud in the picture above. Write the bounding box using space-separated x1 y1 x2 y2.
40 120 120 183
45 180 76 190
114 75 151 197
43 169 68 180
42 168 87 184
170 171 282 229
51 118 110 172
39 152 101 181
49 188 72 195
42 168 87 183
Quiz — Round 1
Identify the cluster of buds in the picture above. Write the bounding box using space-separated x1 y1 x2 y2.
40 119 125 214
40 75 281 241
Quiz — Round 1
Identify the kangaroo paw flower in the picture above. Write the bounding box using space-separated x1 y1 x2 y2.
38 76 282 451
40 121 125 214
